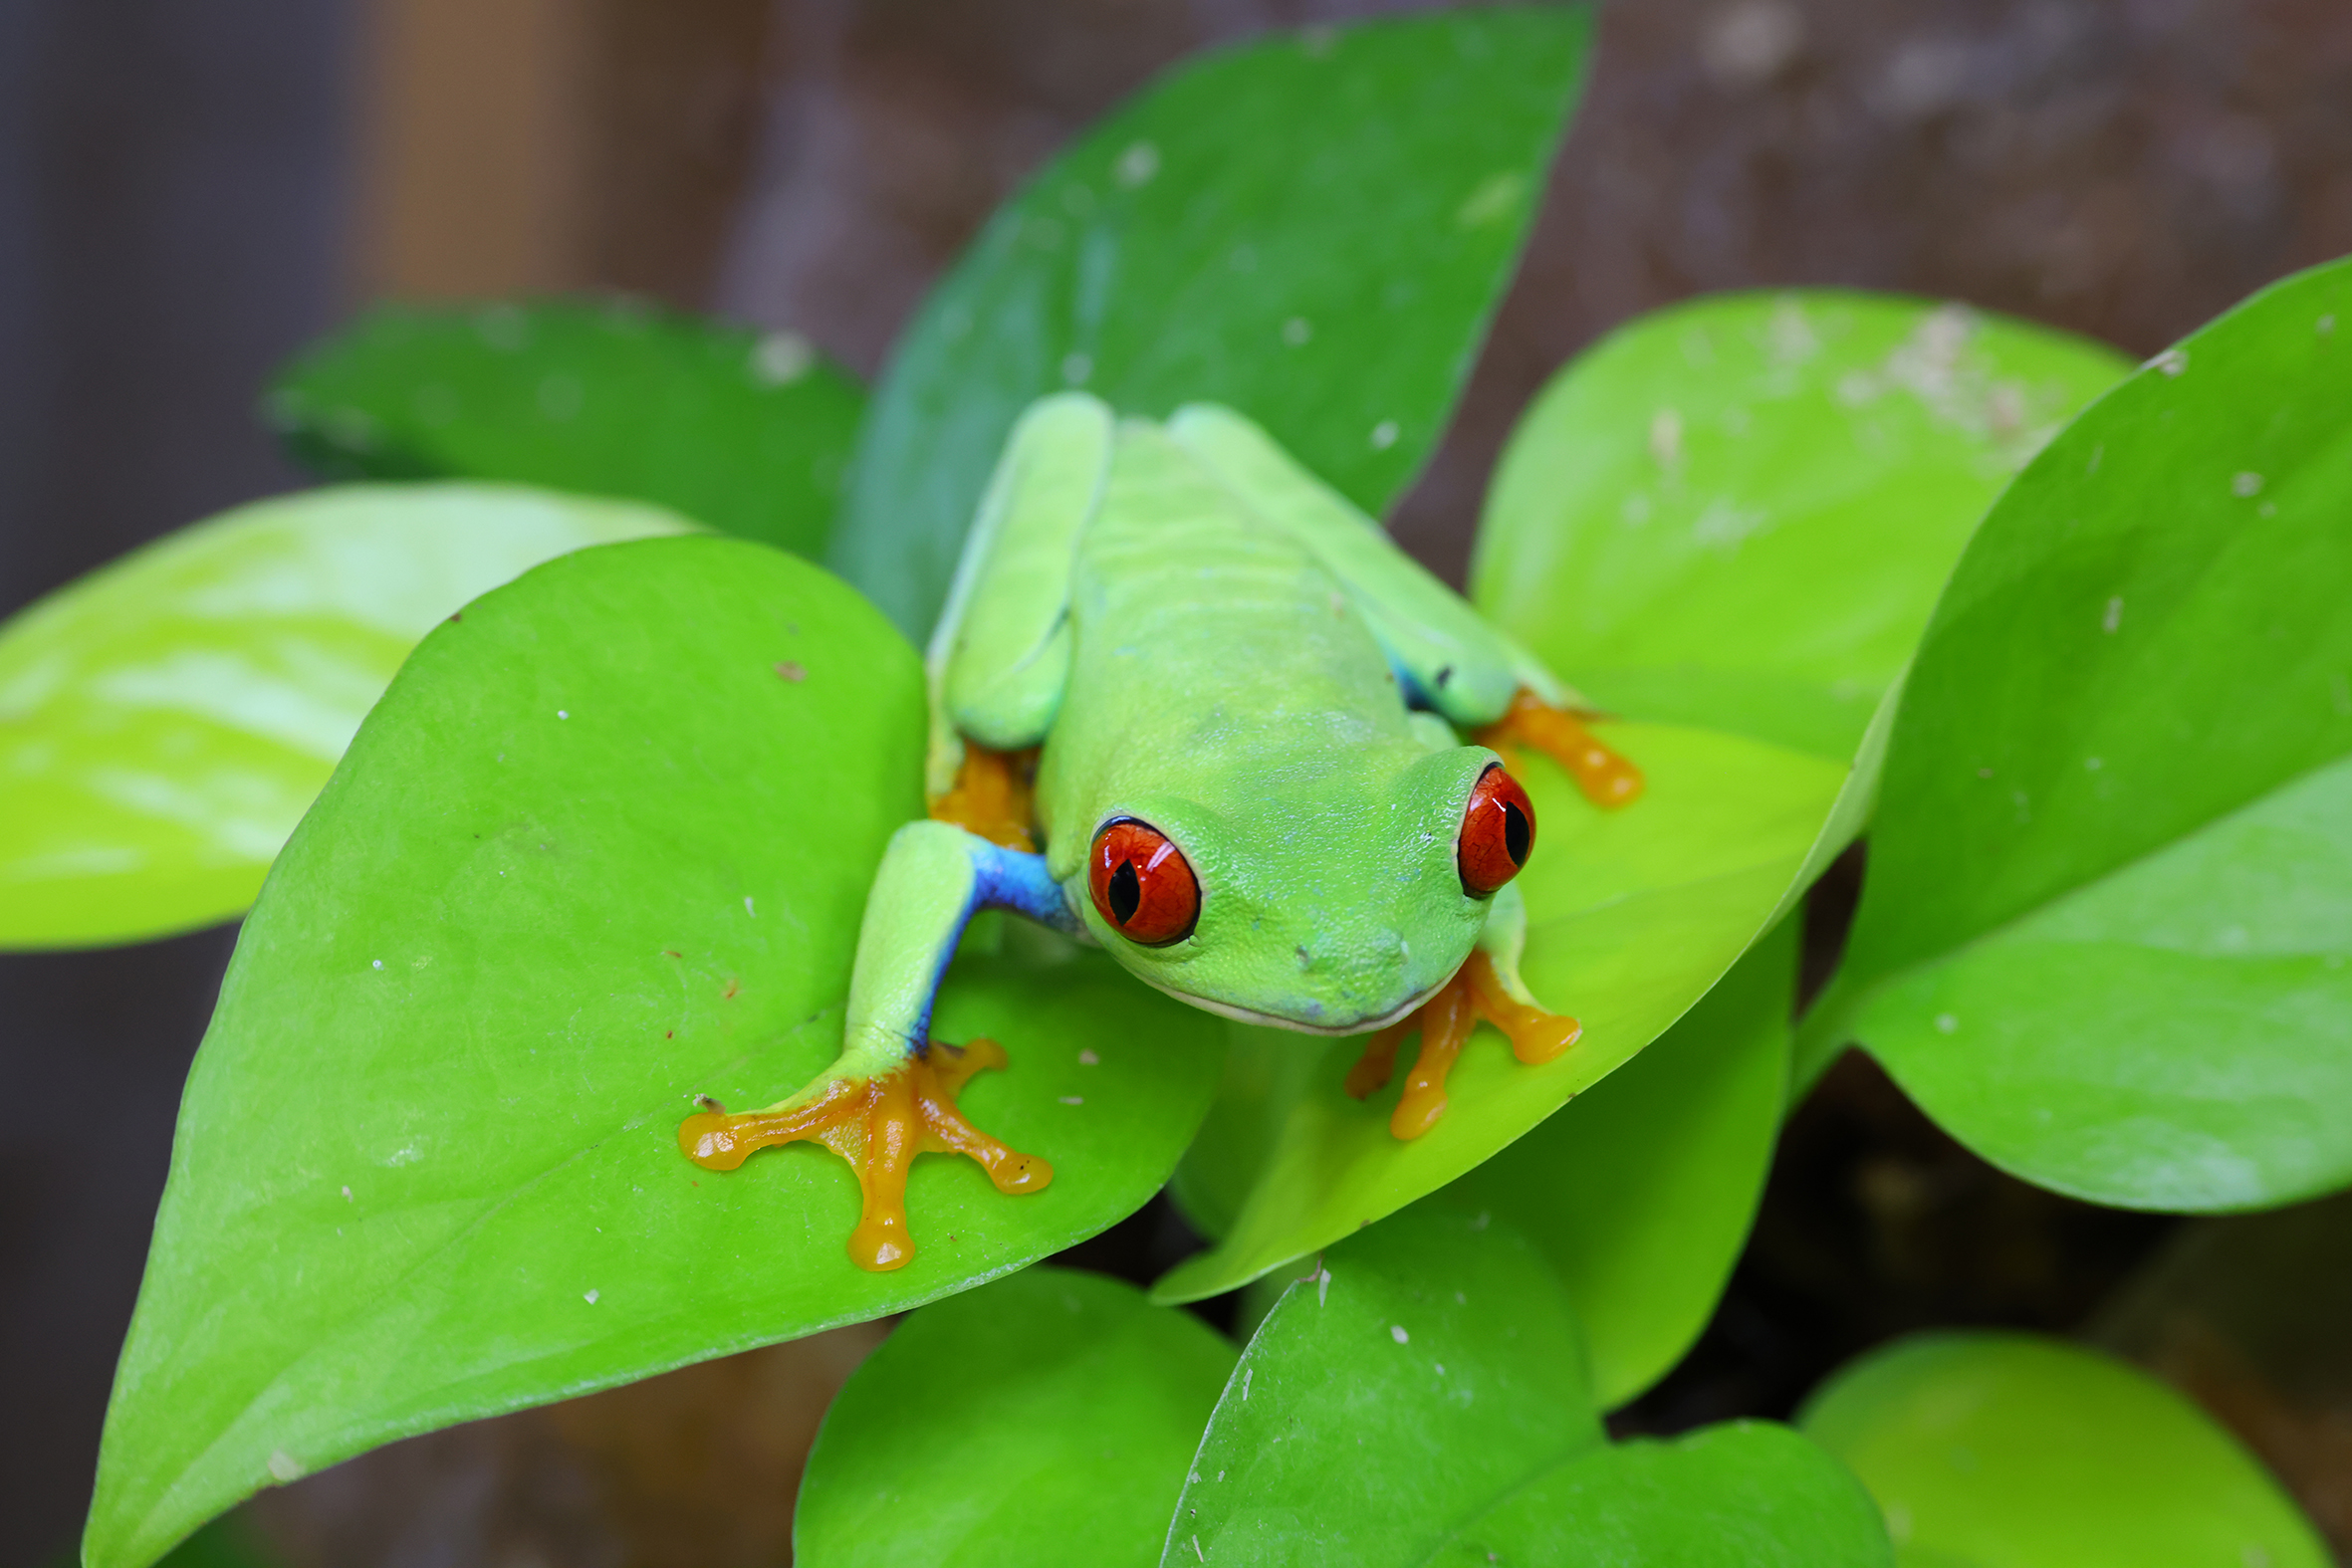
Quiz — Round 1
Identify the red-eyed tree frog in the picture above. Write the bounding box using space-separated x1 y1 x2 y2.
678 394 1640 1270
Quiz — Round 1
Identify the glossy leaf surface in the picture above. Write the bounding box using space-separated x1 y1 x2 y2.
1820 259 2352 1210
1426 1421 1892 1568
1157 723 1844 1302
1475 291 2128 762
1435 915 1797 1408
0 484 693 950
1801 1333 2327 1568
1163 1206 1603 1567
831 6 1594 639
270 299 864 555
798 1267 1234 1568
86 539 1223 1568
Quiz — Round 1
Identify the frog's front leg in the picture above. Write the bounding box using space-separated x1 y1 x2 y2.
678 819 1073 1271
1343 882 1581 1139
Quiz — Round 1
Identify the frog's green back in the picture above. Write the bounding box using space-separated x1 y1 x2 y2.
1038 420 1493 1032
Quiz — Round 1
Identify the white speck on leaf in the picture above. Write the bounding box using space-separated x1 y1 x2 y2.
267 1451 303 1483
750 332 814 385
1058 1095 1084 1106
1242 1366 1253 1400
1114 140 1160 188
342 1185 353 1201
745 896 756 917
1370 418 1399 450
1454 170 1527 228
2234 471 2264 498
1649 407 1683 465
585 1289 599 1305
558 709 570 719
2102 596 2123 634
2086 757 2103 771
1317 1265 1332 1307
1078 1049 1099 1065
1192 1535 1206 1563
1391 1324 1410 1344
1282 317 1311 346
2151 346 2188 376
372 959 383 971
1935 1013 1959 1034
2320 314 2337 336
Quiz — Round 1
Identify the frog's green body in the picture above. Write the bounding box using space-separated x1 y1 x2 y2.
681 393 1619 1269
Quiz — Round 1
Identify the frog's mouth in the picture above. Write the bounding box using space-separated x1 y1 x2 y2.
1132 968 1458 1037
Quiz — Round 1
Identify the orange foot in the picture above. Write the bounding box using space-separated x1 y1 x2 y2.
1474 687 1644 808
678 1038 1052 1271
1344 952 1582 1140
930 743 1040 851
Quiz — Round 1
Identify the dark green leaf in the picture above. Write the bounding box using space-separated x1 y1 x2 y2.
1801 1333 2328 1568
1162 1206 1602 1567
0 484 693 950
1425 1421 1892 1568
1813 258 2352 1209
830 6 1594 639
1433 914 1798 1409
1156 721 1844 1303
269 299 863 554
797 1266 1235 1567
1476 292 2128 762
86 538 1222 1568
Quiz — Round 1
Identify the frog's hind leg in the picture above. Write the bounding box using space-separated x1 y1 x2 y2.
1344 883 1582 1140
923 392 1111 848
678 819 1075 1270
1168 402 1641 808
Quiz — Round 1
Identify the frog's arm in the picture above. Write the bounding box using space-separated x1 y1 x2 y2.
1168 402 1640 806
679 819 1074 1270
924 392 1111 836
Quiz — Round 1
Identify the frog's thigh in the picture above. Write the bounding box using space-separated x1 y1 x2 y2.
933 392 1111 754
677 820 1066 1271
1167 401 1533 727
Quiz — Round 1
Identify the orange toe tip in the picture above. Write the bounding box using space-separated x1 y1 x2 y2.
1512 1018 1583 1065
677 1113 749 1170
992 1155 1055 1194
1390 1091 1447 1141
851 1220 914 1272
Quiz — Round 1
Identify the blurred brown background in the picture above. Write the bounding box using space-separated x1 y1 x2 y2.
5 0 2351 1562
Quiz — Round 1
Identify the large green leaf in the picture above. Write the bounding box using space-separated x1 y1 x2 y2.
1810 258 2352 1210
1474 292 2129 763
1154 723 1845 1302
1424 1421 1893 1567
0 484 694 950
1162 1206 1603 1567
269 299 864 555
1433 913 1798 1409
85 538 1223 1568
830 6 1595 639
1800 1333 2328 1568
796 1266 1235 1567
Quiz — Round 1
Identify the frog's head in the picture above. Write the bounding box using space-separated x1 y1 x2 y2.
1071 747 1534 1033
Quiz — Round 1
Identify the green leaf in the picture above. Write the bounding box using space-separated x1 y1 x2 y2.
796 1266 1235 1567
1424 1421 1893 1568
1432 913 1798 1409
830 6 1595 640
1474 291 2130 763
269 299 864 555
0 483 695 950
1155 722 1846 1303
1814 258 2352 1210
1163 1206 1603 1567
1800 1332 2329 1568
86 538 1224 1568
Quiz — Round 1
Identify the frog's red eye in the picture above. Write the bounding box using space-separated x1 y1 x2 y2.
1459 765 1534 897
1088 819 1200 946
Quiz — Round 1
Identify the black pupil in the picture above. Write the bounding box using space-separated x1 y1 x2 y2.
1503 800 1530 867
1108 859 1141 925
